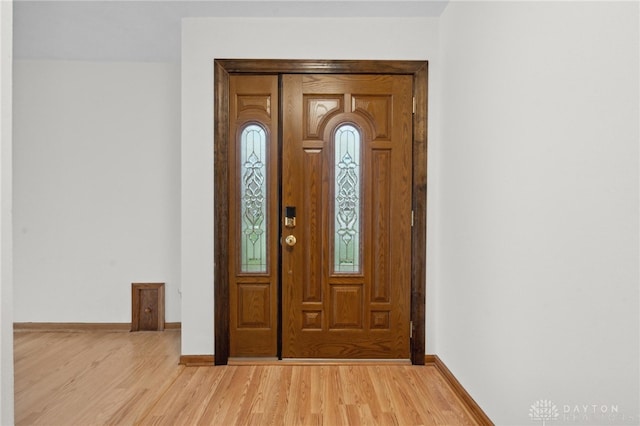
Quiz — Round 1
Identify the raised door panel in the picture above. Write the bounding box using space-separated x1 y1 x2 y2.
282 74 413 359
228 75 279 357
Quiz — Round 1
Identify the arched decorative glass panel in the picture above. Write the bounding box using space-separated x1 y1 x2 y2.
240 124 268 273
333 124 362 273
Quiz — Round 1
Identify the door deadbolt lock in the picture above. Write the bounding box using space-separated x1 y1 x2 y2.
284 235 297 247
284 206 296 228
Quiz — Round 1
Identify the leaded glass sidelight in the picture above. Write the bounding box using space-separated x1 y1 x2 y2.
240 124 268 273
334 124 362 273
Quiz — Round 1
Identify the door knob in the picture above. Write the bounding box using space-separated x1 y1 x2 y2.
284 235 297 247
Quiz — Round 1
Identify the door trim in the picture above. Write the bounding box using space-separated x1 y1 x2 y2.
214 59 428 365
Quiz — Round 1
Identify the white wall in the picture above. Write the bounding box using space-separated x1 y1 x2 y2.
0 1 14 423
181 17 441 355
12 6 638 423
13 60 182 324
439 2 639 424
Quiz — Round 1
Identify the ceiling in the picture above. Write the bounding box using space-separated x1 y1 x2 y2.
13 0 449 62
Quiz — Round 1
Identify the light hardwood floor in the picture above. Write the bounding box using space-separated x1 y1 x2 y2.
14 330 479 425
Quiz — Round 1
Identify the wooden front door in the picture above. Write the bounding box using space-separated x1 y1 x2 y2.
281 74 413 358
218 60 427 365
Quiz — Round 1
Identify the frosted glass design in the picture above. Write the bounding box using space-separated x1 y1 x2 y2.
240 124 267 273
334 124 361 273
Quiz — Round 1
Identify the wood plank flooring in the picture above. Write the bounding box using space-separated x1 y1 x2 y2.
14 330 478 425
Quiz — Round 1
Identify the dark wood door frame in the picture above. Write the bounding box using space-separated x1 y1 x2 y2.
214 59 428 365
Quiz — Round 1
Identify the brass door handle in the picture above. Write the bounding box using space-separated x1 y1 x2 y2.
284 235 297 247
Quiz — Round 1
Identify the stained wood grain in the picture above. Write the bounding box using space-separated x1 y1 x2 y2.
143 364 480 425
131 283 165 331
14 330 182 425
214 59 231 365
282 74 413 359
411 62 429 365
14 330 483 425
214 60 428 366
228 75 279 357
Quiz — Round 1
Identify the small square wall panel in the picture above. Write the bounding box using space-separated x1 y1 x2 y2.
131 283 165 331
